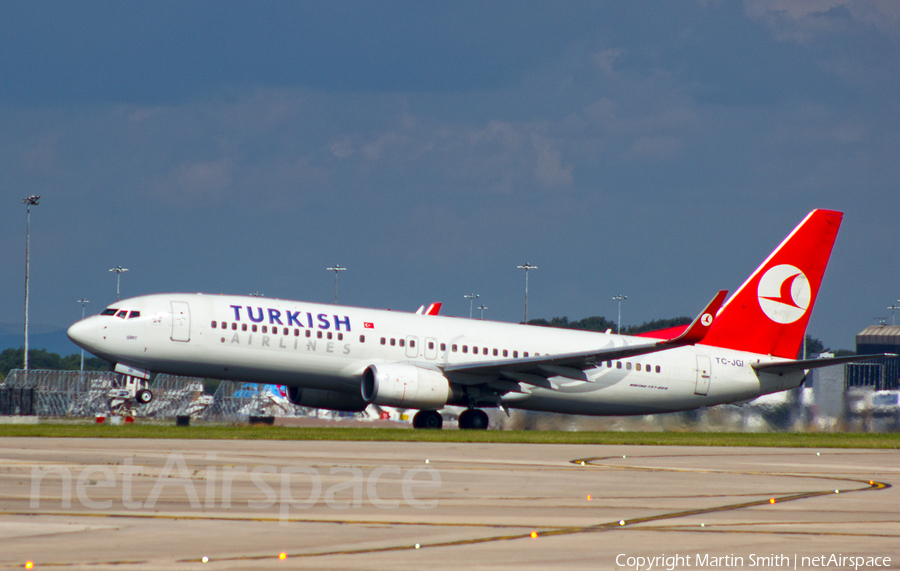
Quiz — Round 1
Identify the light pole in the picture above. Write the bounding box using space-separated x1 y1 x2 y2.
464 293 479 318
612 295 627 334
77 299 89 371
22 195 40 371
109 266 128 301
326 265 346 304
517 263 537 323
889 302 900 326
477 305 488 320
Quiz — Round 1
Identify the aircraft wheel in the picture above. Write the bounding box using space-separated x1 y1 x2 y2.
458 409 472 429
468 409 489 430
413 410 443 429
136 389 153 405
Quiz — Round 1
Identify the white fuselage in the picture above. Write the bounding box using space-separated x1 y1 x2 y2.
68 293 803 416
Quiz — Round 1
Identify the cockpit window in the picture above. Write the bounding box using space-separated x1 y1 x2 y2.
101 308 118 316
115 310 127 319
128 311 140 319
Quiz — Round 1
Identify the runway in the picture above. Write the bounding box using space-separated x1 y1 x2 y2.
0 437 897 570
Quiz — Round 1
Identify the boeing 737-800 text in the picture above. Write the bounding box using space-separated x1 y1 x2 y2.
67 209 884 429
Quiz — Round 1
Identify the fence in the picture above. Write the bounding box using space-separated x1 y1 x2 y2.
0 370 316 422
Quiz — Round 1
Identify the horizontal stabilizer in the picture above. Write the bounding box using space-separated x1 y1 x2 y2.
752 353 898 375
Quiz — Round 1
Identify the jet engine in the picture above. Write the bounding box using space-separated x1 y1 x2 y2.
286 386 369 412
361 363 452 410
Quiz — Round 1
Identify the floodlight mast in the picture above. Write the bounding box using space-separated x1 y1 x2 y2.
109 266 129 301
612 295 627 334
477 305 488 320
326 265 346 304
464 294 480 319
888 303 900 326
22 195 40 371
517 263 537 323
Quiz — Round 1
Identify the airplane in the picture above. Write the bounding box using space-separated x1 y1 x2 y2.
67 209 889 429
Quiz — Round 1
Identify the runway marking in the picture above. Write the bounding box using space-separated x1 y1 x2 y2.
2 454 892 567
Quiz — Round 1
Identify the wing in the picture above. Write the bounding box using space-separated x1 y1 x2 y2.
444 290 728 391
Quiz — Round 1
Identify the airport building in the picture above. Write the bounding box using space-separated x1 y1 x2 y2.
849 325 900 391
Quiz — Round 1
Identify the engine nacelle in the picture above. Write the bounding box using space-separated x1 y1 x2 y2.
361 363 451 410
286 386 369 412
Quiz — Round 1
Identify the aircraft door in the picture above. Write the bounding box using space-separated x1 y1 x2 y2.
171 301 191 342
694 355 711 396
424 337 438 360
406 336 418 359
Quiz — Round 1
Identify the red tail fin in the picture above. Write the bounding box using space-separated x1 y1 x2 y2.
702 210 843 359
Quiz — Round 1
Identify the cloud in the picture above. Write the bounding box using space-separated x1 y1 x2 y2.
169 159 234 200
592 48 624 74
746 0 900 42
531 135 573 188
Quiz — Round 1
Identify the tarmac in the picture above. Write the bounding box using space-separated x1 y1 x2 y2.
0 437 897 570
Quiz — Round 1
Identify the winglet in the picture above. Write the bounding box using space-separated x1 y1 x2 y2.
662 290 728 346
415 302 442 315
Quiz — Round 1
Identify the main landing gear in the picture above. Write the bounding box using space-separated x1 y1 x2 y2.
411 409 489 430
458 408 489 430
412 410 443 429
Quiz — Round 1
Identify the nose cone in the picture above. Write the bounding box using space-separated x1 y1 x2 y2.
67 317 98 350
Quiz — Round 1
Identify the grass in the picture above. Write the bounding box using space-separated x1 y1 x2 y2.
0 422 898 448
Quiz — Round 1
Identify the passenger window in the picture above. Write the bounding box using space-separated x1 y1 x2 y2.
220 322 226 329
327 332 333 340
483 347 488 355
607 361 612 368
252 325 258 333
283 328 289 335
616 361 622 369
636 364 642 371
626 362 632 370
513 351 518 358
262 326 268 333
390 338 396 346
656 365 661 373
452 344 458 352
242 324 248 332
294 329 299 337
338 333 343 341
232 323 237 330
524 352 529 357
317 331 323 339
493 349 498 356
410 340 415 348
428 341 434 350
211 321 217 328
462 346 468 353
440 343 446 351
503 350 508 357
359 335 366 343
380 337 386 345
305 330 311 338
399 339 405 347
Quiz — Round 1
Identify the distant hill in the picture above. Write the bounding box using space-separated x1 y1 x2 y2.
0 322 81 357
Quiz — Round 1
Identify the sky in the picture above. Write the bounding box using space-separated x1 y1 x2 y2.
1 0 898 354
